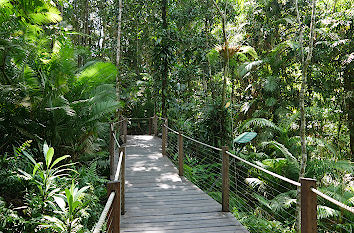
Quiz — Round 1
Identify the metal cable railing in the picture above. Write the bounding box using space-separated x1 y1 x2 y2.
92 116 353 233
162 121 353 233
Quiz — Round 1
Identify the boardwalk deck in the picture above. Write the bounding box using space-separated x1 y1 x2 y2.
118 135 249 233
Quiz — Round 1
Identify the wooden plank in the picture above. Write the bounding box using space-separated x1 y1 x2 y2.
121 212 237 224
119 135 248 233
124 182 186 189
121 225 248 233
122 211 236 222
125 185 201 193
125 194 213 203
123 206 222 217
125 174 182 180
125 199 219 208
124 189 206 198
121 218 244 231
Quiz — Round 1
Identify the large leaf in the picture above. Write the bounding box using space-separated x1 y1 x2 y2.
54 196 66 212
50 155 70 170
45 147 54 168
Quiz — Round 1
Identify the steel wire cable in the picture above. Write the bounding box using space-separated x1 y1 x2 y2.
315 191 354 233
164 123 352 233
233 164 298 197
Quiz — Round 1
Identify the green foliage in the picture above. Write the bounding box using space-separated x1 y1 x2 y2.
0 197 26 232
41 181 89 232
1 0 354 232
18 142 72 206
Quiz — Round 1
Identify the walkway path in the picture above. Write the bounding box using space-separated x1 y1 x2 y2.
119 135 249 233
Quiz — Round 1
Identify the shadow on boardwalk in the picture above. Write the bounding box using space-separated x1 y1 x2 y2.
120 135 249 233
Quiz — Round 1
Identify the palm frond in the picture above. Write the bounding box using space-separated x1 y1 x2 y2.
270 190 297 212
238 60 263 78
241 118 282 133
261 141 297 161
317 205 340 219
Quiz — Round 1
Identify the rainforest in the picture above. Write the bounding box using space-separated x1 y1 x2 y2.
0 0 353 232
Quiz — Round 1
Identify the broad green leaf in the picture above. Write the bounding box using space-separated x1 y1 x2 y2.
50 155 70 169
46 147 54 168
33 162 42 176
43 142 49 160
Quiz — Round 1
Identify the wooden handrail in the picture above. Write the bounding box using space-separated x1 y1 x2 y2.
311 187 354 214
165 124 300 187
92 192 116 233
92 121 126 233
112 132 121 148
226 151 301 187
96 116 353 233
164 122 354 233
114 149 124 181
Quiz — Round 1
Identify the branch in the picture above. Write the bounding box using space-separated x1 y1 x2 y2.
211 0 225 19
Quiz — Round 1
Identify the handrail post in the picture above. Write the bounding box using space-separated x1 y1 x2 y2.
162 119 168 156
178 131 184 176
123 118 127 143
107 181 121 233
109 123 115 179
222 146 229 212
301 178 317 233
120 146 126 215
153 115 158 136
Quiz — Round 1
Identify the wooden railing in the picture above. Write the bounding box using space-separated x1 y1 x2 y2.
92 121 126 233
162 122 354 233
92 116 353 233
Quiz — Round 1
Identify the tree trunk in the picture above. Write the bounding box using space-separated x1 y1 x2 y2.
161 0 168 118
343 62 354 160
221 11 228 107
115 0 123 118
295 0 317 230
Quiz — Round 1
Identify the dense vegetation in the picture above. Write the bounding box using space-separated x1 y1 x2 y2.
0 0 352 232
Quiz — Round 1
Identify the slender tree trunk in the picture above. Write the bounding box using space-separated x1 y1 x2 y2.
204 17 211 97
211 0 229 146
343 63 354 160
211 0 228 107
205 17 214 99
220 4 228 107
115 0 123 118
295 0 317 231
161 0 168 117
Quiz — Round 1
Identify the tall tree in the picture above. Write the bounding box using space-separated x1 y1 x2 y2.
295 0 317 230
116 0 123 118
161 0 168 117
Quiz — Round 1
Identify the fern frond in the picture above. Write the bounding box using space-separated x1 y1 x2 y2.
317 205 340 219
270 190 297 212
261 141 297 161
241 118 282 133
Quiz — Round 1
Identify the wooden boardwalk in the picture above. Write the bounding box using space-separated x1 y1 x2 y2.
118 135 249 233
